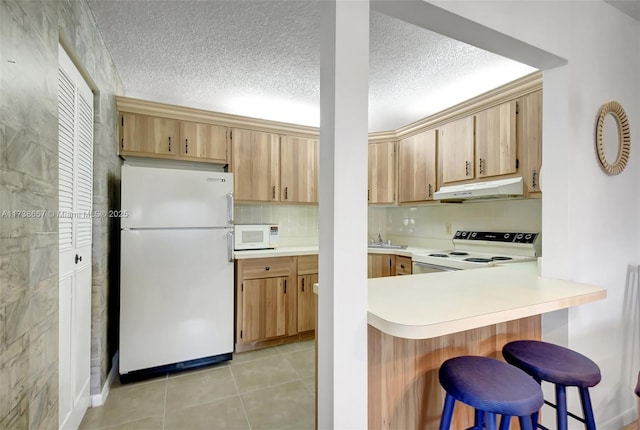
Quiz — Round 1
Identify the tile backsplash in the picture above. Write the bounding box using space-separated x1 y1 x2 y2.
370 198 542 249
235 204 319 246
236 198 542 251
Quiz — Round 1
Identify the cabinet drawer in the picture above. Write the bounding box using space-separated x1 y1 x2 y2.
297 255 318 275
240 257 294 279
395 256 412 276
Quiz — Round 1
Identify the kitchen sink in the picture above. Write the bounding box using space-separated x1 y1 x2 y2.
368 243 408 250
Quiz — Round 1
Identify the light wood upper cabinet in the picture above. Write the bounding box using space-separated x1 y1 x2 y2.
120 112 179 155
231 128 280 202
398 129 437 203
280 136 319 203
179 121 227 163
368 141 396 204
517 91 542 193
439 116 475 185
119 112 229 163
475 101 517 178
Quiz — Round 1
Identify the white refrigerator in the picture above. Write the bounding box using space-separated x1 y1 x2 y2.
119 164 234 379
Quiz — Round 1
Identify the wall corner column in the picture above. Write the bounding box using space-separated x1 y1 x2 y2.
318 0 369 428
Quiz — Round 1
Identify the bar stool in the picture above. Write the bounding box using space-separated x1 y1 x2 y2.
438 356 544 430
502 340 601 430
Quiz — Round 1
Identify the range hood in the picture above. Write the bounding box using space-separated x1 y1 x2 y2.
433 177 524 201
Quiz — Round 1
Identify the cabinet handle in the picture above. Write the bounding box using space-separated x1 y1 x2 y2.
272 186 276 199
532 170 538 189
400 264 405 269
368 189 370 201
75 254 82 264
168 136 172 152
265 266 270 271
285 187 288 200
120 138 124 150
284 280 287 294
465 161 470 176
185 138 188 154
302 278 305 292
428 183 433 198
479 158 485 175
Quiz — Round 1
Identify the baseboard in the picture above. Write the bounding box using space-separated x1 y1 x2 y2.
601 406 637 430
91 351 119 407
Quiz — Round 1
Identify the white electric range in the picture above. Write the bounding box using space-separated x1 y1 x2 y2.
412 230 540 273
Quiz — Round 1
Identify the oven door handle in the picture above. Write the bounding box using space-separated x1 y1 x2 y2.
412 262 461 273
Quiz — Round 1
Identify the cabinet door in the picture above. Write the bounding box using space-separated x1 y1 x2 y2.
395 256 412 276
298 273 317 333
241 277 287 343
120 112 156 154
475 101 517 178
231 129 280 202
517 91 542 193
368 141 396 204
367 254 395 278
439 116 475 184
280 136 319 203
398 130 437 203
180 121 227 163
149 116 180 155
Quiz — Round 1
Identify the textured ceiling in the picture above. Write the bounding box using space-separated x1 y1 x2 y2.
87 0 536 132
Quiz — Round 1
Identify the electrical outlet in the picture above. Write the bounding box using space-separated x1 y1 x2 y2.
445 223 452 235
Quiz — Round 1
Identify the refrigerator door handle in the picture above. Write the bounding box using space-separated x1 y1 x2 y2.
227 193 234 225
227 231 234 262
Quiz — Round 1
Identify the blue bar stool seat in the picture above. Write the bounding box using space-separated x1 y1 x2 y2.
502 340 601 430
438 356 544 430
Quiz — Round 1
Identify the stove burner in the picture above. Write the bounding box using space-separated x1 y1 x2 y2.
429 253 449 257
491 256 513 261
449 251 469 256
464 258 493 263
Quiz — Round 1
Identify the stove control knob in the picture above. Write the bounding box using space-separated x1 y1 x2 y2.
461 232 467 237
504 233 510 239
516 234 523 239
525 234 532 240
471 232 477 238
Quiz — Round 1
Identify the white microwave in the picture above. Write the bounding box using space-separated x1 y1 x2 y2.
234 224 279 250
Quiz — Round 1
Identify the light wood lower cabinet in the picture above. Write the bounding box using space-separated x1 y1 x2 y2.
236 255 316 352
235 257 296 351
241 277 288 343
297 255 318 333
368 254 396 278
395 256 412 275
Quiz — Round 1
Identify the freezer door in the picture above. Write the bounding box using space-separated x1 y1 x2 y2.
119 228 234 374
121 164 233 229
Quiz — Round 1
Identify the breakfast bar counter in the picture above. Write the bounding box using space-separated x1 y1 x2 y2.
367 262 606 429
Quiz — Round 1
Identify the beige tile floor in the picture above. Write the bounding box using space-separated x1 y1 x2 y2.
80 340 315 430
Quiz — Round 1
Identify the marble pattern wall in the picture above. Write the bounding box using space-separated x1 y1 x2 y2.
0 1 123 428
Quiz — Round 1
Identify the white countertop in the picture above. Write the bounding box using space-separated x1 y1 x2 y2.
233 246 319 259
367 262 606 340
233 245 437 259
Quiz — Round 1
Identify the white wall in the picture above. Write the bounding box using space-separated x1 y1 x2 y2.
427 1 640 427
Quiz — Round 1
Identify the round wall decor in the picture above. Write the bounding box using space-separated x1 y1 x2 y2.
595 101 630 175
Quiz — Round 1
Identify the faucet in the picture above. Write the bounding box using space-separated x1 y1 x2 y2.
377 233 383 244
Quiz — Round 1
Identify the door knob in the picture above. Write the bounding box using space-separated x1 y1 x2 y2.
75 254 82 264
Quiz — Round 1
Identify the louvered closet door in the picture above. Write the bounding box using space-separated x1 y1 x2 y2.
58 44 93 430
